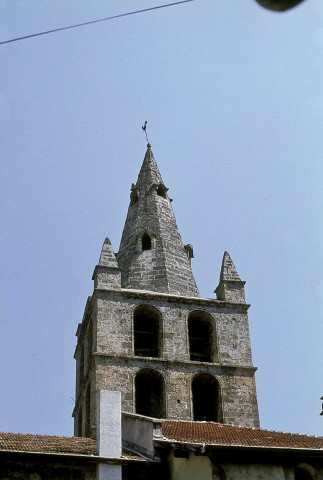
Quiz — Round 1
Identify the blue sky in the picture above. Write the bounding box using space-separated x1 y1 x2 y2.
1 0 322 437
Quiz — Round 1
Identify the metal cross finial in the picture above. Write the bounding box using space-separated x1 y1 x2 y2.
141 121 150 145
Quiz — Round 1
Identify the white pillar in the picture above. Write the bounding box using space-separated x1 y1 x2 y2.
96 390 122 480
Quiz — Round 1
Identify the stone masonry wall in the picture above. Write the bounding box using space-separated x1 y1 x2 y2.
94 291 254 366
93 358 259 427
82 289 259 429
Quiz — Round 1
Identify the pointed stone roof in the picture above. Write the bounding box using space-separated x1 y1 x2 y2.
117 146 199 297
98 237 119 268
136 144 163 188
215 251 245 303
220 251 241 282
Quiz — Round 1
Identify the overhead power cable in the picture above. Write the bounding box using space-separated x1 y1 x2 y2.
0 0 195 46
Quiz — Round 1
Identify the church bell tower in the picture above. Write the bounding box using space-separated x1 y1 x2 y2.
73 144 259 438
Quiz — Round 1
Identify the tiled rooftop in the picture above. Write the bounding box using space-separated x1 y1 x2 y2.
161 421 323 450
0 431 96 455
0 431 143 460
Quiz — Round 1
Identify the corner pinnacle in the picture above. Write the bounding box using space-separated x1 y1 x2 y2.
220 251 241 282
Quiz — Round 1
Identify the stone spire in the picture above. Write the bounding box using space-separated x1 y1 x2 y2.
92 237 121 291
136 144 162 188
219 251 241 281
215 251 246 303
117 145 199 297
98 237 119 268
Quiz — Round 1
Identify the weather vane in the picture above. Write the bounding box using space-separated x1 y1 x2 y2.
142 120 150 145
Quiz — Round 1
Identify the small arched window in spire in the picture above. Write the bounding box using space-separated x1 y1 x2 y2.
142 232 152 251
157 183 168 199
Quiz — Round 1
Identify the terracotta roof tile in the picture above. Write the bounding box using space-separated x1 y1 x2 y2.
0 431 96 455
0 431 145 460
161 421 323 450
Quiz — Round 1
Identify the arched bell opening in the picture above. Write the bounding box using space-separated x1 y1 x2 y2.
192 373 222 422
135 368 165 418
188 311 216 362
134 304 161 358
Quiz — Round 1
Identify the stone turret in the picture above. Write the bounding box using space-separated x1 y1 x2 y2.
116 144 199 297
215 251 246 303
92 237 121 290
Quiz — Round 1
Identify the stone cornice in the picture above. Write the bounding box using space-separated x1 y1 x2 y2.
93 288 250 310
93 353 257 375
